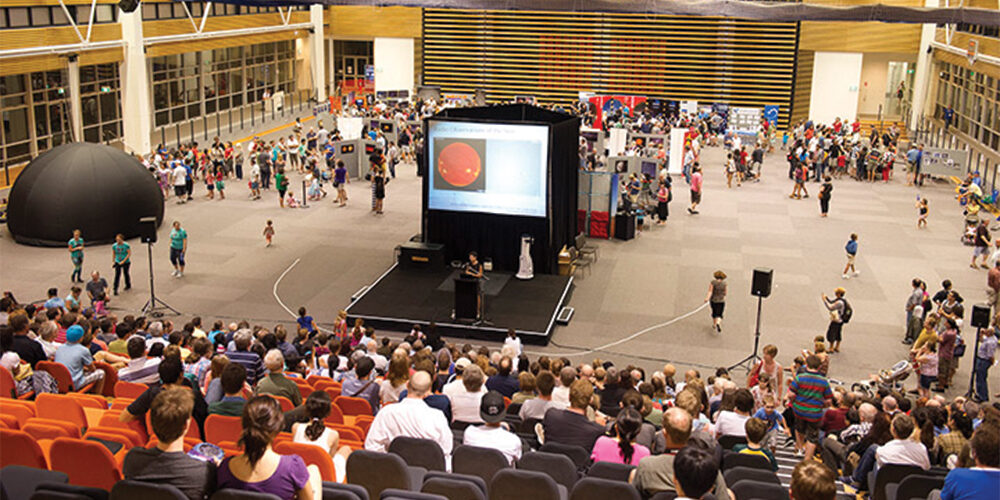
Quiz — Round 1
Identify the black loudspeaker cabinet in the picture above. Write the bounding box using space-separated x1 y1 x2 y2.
138 216 157 243
971 304 991 328
614 214 636 241
751 268 773 298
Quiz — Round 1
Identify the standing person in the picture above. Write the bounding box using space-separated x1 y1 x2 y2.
972 219 991 269
263 220 275 247
972 326 997 402
373 164 386 215
655 179 670 225
275 168 289 208
788 354 833 460
333 160 348 207
687 165 702 215
819 176 833 217
843 233 859 279
821 288 849 353
171 159 188 204
725 153 736 188
916 197 929 228
68 229 84 283
704 271 727 332
111 233 131 296
169 221 187 278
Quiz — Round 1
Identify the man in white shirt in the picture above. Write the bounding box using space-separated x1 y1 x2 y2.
448 365 487 424
463 390 522 465
365 371 453 456
170 161 188 204
551 367 575 407
875 414 930 470
715 389 753 437
366 342 388 373
118 337 162 384
442 357 471 399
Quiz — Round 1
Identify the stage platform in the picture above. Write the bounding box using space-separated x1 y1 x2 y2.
345 264 573 344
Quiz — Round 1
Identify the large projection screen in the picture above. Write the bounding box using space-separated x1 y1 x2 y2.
426 119 550 218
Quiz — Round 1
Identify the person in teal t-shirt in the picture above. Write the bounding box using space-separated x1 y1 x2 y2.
67 229 84 283
111 233 132 295
169 220 188 278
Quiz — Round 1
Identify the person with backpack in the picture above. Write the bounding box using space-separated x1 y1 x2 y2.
822 287 851 353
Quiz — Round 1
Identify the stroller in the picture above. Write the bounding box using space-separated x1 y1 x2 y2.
851 360 912 399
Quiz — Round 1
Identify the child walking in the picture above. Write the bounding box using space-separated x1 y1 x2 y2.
916 197 928 228
214 167 226 200
843 233 859 279
263 220 275 247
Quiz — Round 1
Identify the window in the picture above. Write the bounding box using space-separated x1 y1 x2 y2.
8 8 29 27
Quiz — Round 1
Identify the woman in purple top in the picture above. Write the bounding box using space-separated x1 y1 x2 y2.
217 396 316 499
334 160 348 207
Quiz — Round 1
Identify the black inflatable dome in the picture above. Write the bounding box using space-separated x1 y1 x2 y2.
7 142 164 247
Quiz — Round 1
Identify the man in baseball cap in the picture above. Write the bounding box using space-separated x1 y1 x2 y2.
461 390 522 464
54 323 105 393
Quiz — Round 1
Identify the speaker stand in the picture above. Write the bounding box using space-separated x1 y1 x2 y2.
729 295 764 373
141 242 180 318
964 327 984 401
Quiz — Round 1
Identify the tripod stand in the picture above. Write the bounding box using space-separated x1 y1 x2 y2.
965 327 985 401
729 295 764 373
141 241 179 317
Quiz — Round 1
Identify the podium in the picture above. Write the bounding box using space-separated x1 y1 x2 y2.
454 276 480 321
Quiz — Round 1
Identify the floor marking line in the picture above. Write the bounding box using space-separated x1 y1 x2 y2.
272 257 335 334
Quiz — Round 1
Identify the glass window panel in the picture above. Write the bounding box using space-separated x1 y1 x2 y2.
31 7 50 26
190 2 201 17
3 108 29 142
95 5 113 22
1 75 26 94
174 3 187 18
205 98 216 114
155 110 170 127
187 103 200 118
0 10 6 28
84 126 99 143
157 4 172 18
100 93 117 122
82 96 99 125
2 96 25 107
51 7 69 25
8 8 29 27
33 105 48 136
76 5 91 23
5 143 31 165
142 3 157 19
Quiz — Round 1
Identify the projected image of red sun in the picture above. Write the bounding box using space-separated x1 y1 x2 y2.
437 142 482 187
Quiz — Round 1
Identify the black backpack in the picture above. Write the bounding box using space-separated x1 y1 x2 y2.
840 299 853 324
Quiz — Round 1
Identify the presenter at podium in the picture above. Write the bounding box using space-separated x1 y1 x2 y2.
463 251 485 318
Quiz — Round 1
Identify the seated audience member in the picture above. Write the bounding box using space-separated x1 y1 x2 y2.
935 409 973 463
673 443 724 500
227 330 265 385
119 336 162 384
8 314 46 368
592 407 649 466
715 388 753 438
463 390 523 465
203 355 231 404
208 363 248 416
790 460 836 500
123 388 216 500
551 366 576 407
519 370 563 420
542 379 606 451
340 356 380 415
254 349 303 407
449 364 487 425
940 426 1000 500
365 371 453 455
441 357 470 398
485 356 519 398
631 407 731 500
875 413 931 470
733 418 778 471
511 371 536 404
217 396 319 499
108 323 132 355
379 350 409 405
120 356 209 435
820 402 876 472
54 324 105 393
820 391 853 435
291 391 352 483
35 321 60 359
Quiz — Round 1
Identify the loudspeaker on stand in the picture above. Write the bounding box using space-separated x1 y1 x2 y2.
751 268 773 298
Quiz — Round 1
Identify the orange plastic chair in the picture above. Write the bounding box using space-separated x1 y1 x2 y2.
306 375 334 387
87 426 145 448
50 437 123 490
341 439 364 450
0 414 18 429
0 401 34 427
110 398 135 411
275 441 337 481
98 410 149 445
114 381 148 399
85 428 134 465
0 428 48 469
354 415 374 436
313 380 342 393
326 423 364 442
95 361 117 397
296 382 314 400
36 361 97 394
0 365 33 400
269 395 295 412
66 393 109 410
36 393 89 433
205 414 242 444
323 402 345 425
334 396 373 416
22 419 81 441
324 387 342 401
144 411 202 442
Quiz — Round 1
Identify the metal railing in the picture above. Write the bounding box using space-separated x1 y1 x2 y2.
912 115 1000 197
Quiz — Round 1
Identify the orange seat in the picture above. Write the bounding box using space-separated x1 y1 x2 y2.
0 428 48 468
36 393 89 432
326 423 364 442
36 361 97 394
272 431 293 448
324 387 342 400
110 398 135 411
85 429 135 454
22 419 81 441
306 375 335 387
66 393 109 410
275 441 337 481
114 381 148 399
0 417 12 429
0 365 33 400
98 410 149 445
313 380 342 393
323 402 345 425
269 395 295 412
341 439 364 451
50 437 123 490
0 401 34 427
296 383 314 400
354 415 374 436
87 426 145 448
94 361 117 397
334 396 373 416
205 414 242 444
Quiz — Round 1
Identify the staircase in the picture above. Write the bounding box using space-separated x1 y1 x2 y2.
772 431 858 499
858 118 910 143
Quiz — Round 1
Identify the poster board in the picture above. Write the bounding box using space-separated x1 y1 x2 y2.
668 128 687 174
729 107 761 135
338 117 364 140
921 148 969 178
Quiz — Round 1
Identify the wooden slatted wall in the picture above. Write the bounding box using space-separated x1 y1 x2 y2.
423 9 799 127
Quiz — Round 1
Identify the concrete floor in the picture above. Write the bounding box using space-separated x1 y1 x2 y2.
2 138 997 397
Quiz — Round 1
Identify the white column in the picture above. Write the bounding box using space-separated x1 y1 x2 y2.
310 4 326 101
910 0 939 129
66 55 84 142
119 9 151 154
374 37 414 93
